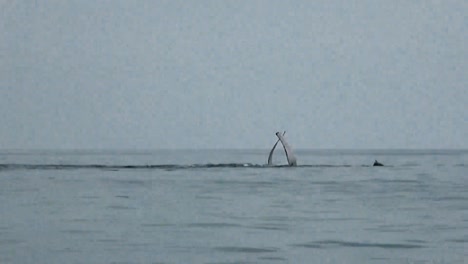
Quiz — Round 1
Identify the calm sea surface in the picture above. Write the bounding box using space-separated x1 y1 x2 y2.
0 149 466 264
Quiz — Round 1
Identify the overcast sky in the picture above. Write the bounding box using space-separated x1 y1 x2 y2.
1 0 466 149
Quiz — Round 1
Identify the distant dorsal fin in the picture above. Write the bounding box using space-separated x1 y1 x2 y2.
373 160 384 166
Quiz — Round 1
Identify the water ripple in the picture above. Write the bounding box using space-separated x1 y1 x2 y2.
0 163 364 171
0 238 24 246
446 237 468 243
291 240 425 249
214 246 279 253
259 256 288 261
106 205 136 210
60 229 104 235
248 223 289 231
186 223 242 228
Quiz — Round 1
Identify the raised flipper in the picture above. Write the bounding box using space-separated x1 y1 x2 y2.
275 132 297 166
267 131 285 165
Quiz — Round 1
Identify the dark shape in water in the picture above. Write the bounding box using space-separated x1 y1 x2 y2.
373 160 384 166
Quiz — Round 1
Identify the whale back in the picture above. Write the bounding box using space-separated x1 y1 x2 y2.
275 132 297 166
373 160 384 166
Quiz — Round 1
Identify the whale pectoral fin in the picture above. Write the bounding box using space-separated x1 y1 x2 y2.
275 132 297 166
267 139 280 165
267 131 286 166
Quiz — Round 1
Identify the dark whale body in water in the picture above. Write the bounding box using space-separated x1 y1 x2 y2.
373 160 384 166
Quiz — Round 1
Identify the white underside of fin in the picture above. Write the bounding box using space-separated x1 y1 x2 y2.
275 132 297 166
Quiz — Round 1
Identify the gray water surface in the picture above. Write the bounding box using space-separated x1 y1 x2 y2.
0 149 466 263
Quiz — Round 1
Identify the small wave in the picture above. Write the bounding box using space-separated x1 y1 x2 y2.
214 246 279 253
291 240 425 249
0 163 358 171
248 223 289 231
432 196 468 202
0 163 259 171
0 238 24 246
186 223 243 229
446 237 468 243
363 179 421 184
106 205 137 210
60 229 103 235
259 256 287 261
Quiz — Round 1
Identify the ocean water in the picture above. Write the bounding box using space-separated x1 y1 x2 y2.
0 149 466 264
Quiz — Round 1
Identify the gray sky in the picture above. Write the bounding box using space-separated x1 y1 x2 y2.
1 0 466 149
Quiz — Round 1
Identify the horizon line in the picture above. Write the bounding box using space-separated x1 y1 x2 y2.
1 147 467 152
